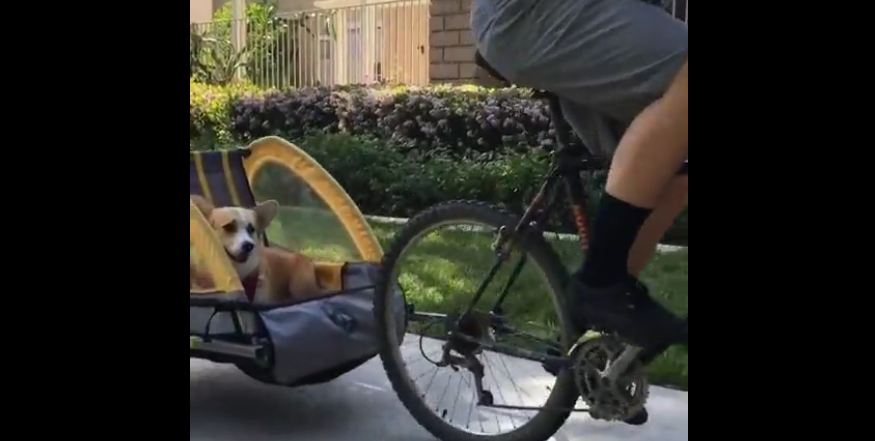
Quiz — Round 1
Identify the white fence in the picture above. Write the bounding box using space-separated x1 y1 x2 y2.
191 0 429 89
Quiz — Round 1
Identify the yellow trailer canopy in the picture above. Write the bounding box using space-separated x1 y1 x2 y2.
189 136 383 297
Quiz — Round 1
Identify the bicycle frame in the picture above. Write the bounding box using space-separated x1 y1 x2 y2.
458 92 602 322
413 92 605 375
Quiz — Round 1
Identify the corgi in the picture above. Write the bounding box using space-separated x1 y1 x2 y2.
190 195 322 304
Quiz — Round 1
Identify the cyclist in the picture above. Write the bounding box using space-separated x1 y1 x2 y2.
471 0 688 356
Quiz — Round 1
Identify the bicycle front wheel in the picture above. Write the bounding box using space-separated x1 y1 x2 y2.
375 201 580 441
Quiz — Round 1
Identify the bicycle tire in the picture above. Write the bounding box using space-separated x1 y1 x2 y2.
374 201 581 441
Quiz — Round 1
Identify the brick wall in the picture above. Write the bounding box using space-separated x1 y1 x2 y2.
430 0 499 85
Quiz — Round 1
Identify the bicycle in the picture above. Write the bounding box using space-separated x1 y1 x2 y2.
373 51 687 441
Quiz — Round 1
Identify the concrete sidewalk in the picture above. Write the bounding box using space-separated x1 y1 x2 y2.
190 357 687 441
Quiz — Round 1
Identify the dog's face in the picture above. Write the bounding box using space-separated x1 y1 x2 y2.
191 195 278 277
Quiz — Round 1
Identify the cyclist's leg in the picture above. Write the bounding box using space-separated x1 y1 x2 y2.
574 59 688 349
607 61 688 208
628 175 688 276
473 0 688 347
520 0 688 347
558 103 688 278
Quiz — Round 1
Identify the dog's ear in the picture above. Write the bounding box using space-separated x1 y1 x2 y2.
190 195 215 217
254 200 279 229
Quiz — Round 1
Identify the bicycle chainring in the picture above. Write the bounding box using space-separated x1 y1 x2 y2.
572 335 649 421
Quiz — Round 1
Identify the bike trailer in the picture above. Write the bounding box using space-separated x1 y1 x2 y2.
189 136 404 387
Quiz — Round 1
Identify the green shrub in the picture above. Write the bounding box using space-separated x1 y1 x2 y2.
286 132 540 217
286 133 689 244
190 80 262 150
190 1 287 86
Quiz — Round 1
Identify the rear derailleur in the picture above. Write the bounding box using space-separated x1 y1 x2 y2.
435 312 496 406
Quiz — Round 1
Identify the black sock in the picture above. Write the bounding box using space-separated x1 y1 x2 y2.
577 193 652 287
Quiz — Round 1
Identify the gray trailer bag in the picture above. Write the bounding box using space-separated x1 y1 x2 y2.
191 262 405 387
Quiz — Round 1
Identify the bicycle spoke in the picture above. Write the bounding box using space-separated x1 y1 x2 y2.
435 370 454 413
405 348 442 369
411 363 440 383
475 353 505 432
449 371 464 423
474 381 485 432
483 352 518 430
421 365 441 399
498 352 536 403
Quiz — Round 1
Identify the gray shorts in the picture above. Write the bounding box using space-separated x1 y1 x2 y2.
471 0 688 157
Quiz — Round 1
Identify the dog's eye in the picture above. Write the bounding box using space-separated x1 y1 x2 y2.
222 223 236 233
246 223 255 234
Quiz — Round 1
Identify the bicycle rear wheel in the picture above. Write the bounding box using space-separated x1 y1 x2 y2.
375 201 580 441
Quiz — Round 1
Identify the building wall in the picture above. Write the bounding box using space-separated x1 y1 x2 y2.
428 0 492 85
190 0 214 23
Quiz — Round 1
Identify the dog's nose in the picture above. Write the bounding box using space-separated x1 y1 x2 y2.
241 242 255 253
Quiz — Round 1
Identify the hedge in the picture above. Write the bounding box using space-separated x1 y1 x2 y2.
190 81 260 149
190 82 687 244
241 132 688 245
191 81 586 156
286 132 550 215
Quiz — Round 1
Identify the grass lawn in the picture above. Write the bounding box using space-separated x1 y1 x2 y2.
267 206 688 390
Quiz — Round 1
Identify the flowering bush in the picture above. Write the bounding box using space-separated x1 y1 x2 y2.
192 82 586 156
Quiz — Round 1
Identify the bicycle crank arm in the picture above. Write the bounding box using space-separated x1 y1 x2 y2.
602 345 642 382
